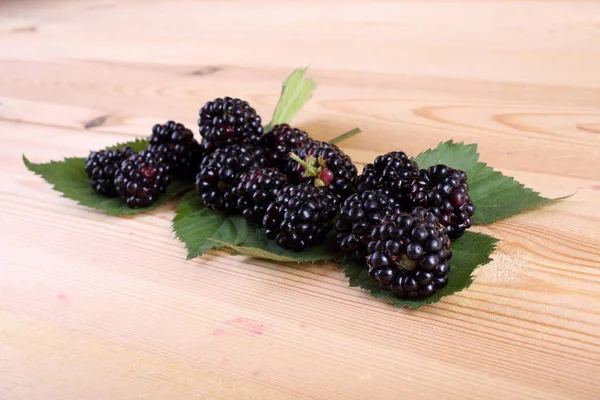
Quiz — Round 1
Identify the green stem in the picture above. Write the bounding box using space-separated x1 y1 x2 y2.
288 152 319 176
328 127 363 145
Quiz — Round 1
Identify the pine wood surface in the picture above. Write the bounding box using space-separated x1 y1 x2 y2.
1 1 599 399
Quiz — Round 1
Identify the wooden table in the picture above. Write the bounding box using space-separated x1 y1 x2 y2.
1 1 599 399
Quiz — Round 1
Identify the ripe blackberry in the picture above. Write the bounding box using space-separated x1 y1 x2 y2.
198 97 263 149
114 151 172 208
305 139 340 152
263 184 339 251
335 189 405 261
196 144 270 213
356 151 419 197
366 208 452 298
282 140 341 178
288 146 358 200
85 147 134 197
148 121 202 178
234 168 289 225
260 124 309 167
200 137 216 155
405 164 475 238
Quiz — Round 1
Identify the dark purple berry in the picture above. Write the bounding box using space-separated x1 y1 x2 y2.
366 208 452 298
404 164 475 238
85 147 135 197
263 184 338 251
196 144 270 213
260 124 309 168
148 121 202 178
198 97 263 149
356 151 419 198
335 189 405 261
114 151 172 208
288 146 358 201
234 168 289 225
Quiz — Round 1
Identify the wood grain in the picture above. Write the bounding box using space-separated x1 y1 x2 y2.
1 1 600 399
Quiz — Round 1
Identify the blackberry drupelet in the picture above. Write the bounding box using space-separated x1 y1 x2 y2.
200 137 216 155
335 189 405 261
114 151 172 208
263 184 339 251
356 151 419 196
195 144 270 213
85 147 134 197
235 168 289 225
148 121 202 178
305 139 340 152
198 97 263 149
260 124 309 167
288 146 358 200
366 207 452 298
405 164 475 238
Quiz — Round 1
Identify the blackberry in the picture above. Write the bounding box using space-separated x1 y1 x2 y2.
405 165 475 238
234 168 289 225
288 146 358 200
366 208 452 298
198 97 263 149
148 121 202 178
114 151 172 208
200 137 216 155
282 140 340 179
335 189 405 261
356 151 419 197
305 139 340 152
196 144 270 213
85 147 134 197
260 124 309 167
263 184 339 251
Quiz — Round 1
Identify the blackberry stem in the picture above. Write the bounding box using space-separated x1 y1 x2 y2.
328 127 362 145
288 152 319 176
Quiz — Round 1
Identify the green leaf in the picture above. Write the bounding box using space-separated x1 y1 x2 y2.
413 140 556 225
107 138 149 152
413 140 480 172
172 192 250 259
173 191 341 263
341 231 498 309
23 139 193 215
264 67 317 132
210 238 299 263
216 229 340 263
328 127 363 145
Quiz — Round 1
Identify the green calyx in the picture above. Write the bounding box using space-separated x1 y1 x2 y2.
287 152 329 187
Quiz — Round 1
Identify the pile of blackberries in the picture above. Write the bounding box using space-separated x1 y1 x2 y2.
85 121 201 208
85 97 475 299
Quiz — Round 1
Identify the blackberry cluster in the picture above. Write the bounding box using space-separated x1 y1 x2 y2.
260 124 309 167
263 184 338 251
198 97 263 149
366 208 452 298
85 147 134 197
114 151 172 208
235 168 289 224
75 86 482 300
195 144 270 213
335 189 405 261
288 145 358 201
148 121 202 178
356 151 418 196
405 164 475 238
